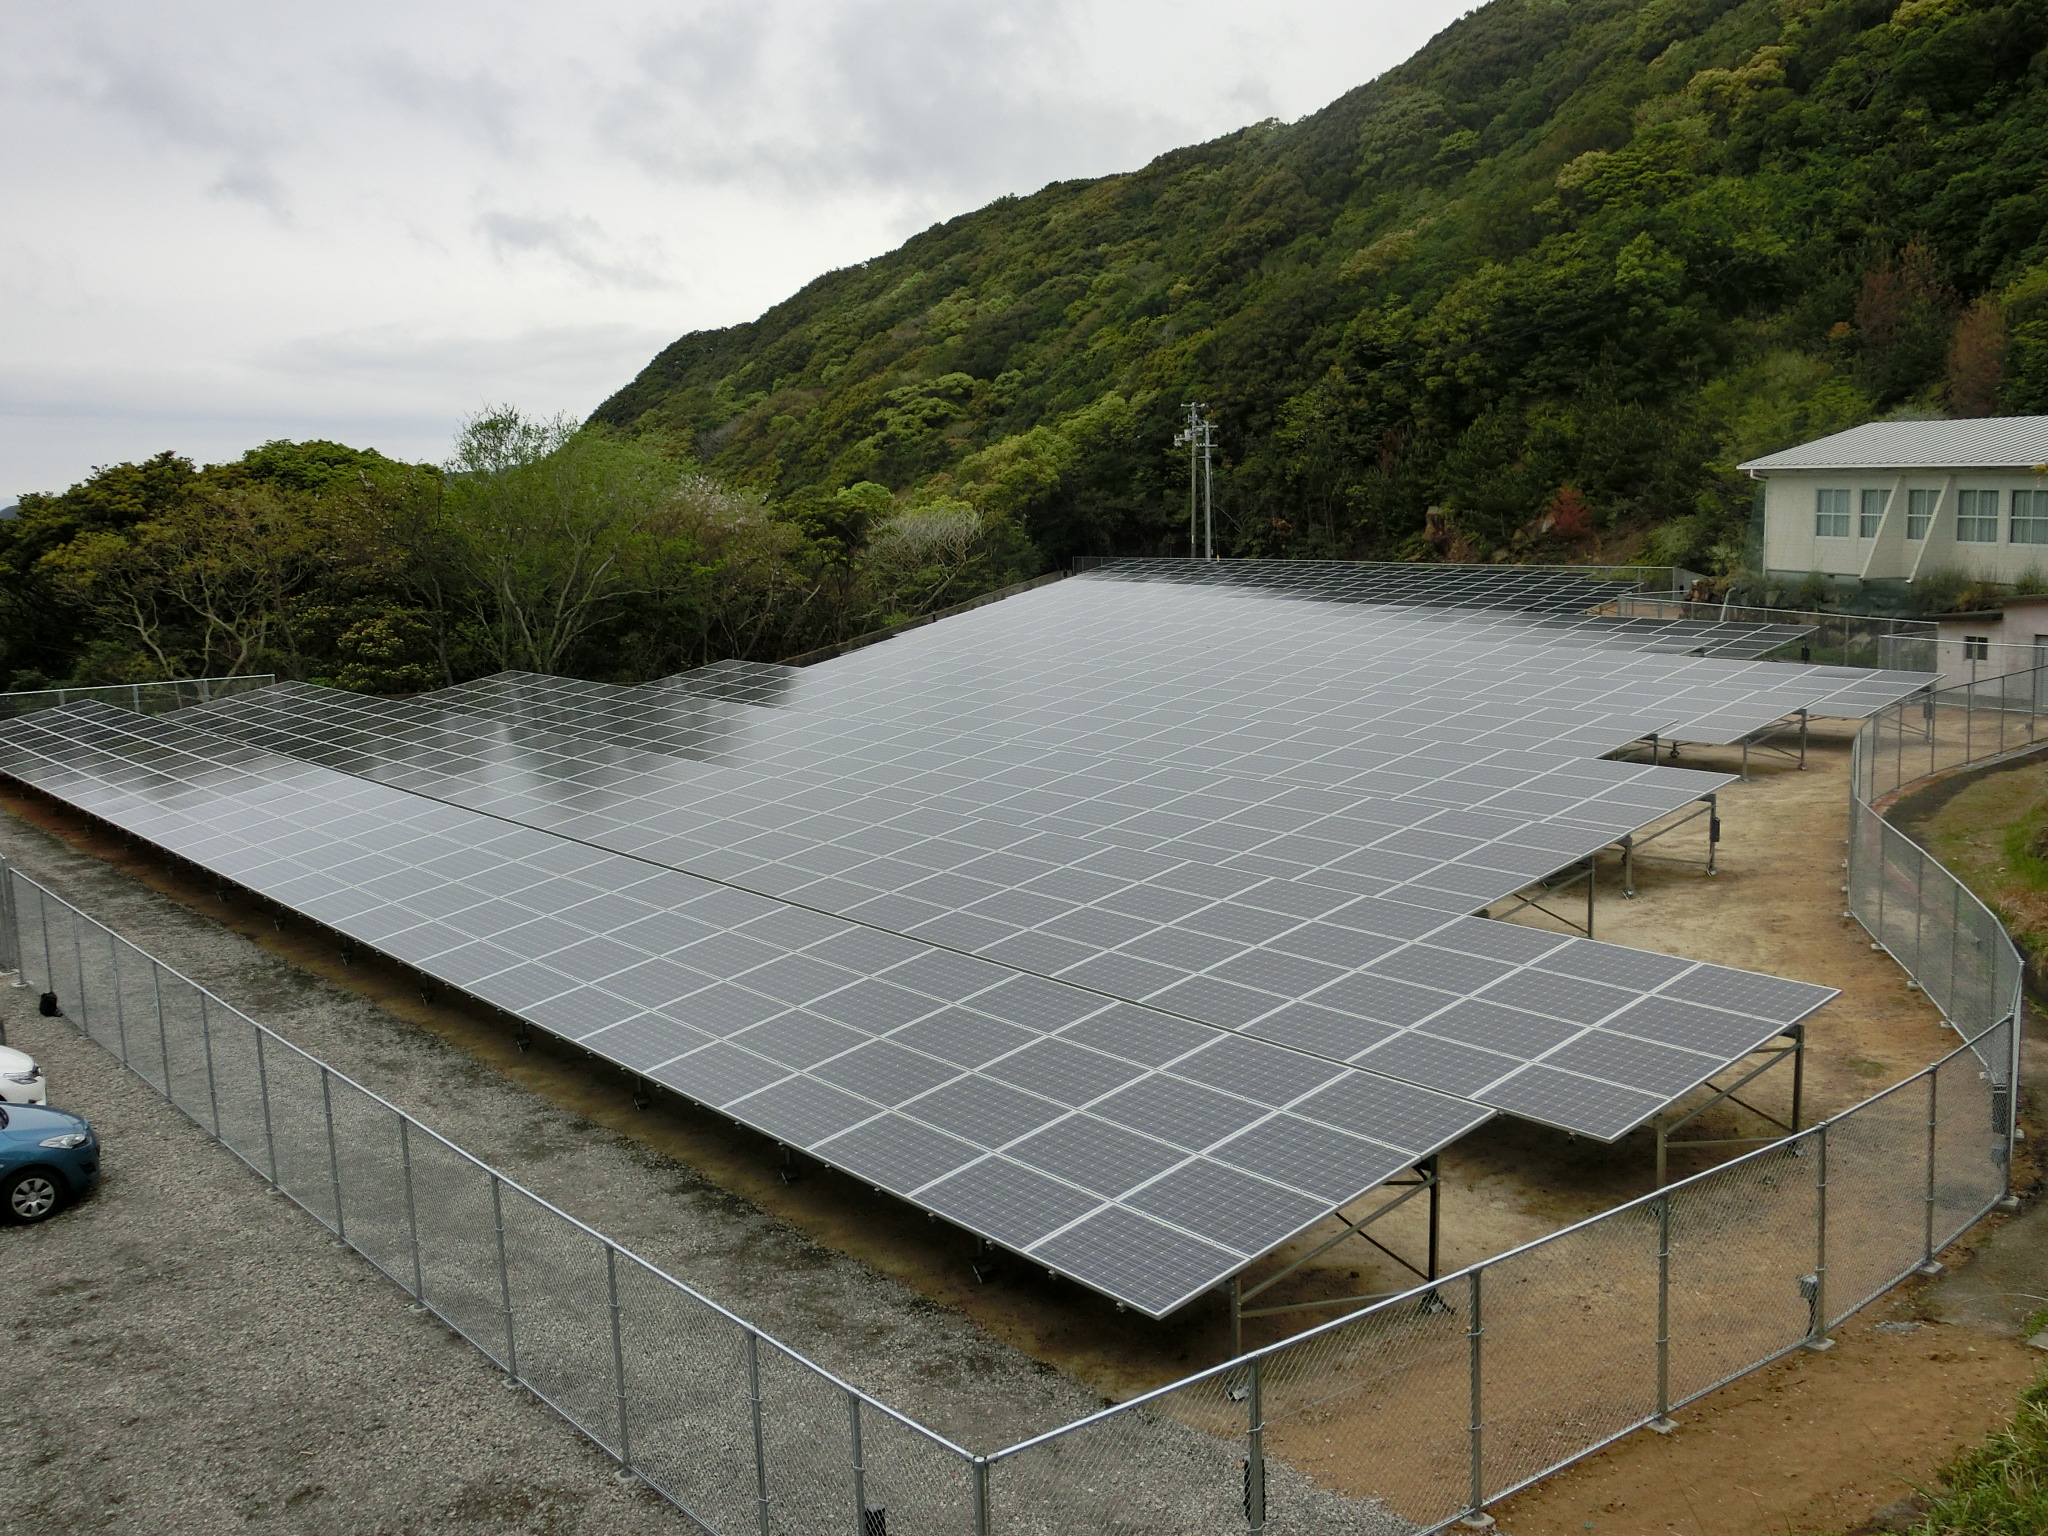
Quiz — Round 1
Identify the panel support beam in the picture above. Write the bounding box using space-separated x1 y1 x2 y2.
1654 1024 1805 1187
1226 1156 1442 1356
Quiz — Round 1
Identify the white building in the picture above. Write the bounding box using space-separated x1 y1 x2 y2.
1740 417 2048 588
1929 595 2048 687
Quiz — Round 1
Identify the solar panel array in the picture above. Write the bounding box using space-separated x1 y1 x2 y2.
184 679 1726 922
1079 558 1647 613
0 562 1879 1317
0 701 1491 1316
778 570 1931 759
1085 558 1819 659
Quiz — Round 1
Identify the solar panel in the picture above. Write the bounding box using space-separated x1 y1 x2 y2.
0 700 1495 1318
16 700 1832 1143
0 559 1878 1318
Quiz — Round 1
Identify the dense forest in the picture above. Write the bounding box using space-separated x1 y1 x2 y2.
11 0 2048 690
0 419 1035 691
597 0 2048 578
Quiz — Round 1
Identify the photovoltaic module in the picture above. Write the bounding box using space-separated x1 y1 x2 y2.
0 562 1910 1316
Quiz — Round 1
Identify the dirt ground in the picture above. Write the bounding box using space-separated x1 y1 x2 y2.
1 714 2038 1536
1487 722 2048 1536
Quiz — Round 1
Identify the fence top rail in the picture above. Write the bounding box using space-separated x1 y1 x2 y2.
1856 656 2048 803
987 1014 2014 1462
1900 656 2048 710
1608 595 1939 634
8 865 978 1463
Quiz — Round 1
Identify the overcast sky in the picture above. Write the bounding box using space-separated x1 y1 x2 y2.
1 0 1468 501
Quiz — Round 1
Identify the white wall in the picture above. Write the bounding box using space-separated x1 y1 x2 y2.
1760 468 2048 583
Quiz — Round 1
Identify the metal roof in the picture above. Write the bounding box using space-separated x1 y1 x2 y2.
1738 417 2048 473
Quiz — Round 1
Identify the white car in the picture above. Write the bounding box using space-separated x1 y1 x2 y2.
0 1044 45 1105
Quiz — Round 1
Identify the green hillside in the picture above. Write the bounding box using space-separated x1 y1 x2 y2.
594 0 2048 583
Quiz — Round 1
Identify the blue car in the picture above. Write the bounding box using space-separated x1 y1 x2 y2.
0 1102 99 1224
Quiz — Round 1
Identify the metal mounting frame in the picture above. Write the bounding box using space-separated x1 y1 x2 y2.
1733 709 1810 781
1488 855 1596 938
1226 1156 1442 1355
1654 1024 1806 1187
1635 707 1810 781
1615 793 1720 897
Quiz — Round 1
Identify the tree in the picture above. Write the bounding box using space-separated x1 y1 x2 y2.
441 409 676 674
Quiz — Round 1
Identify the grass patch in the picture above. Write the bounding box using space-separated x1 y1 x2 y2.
1902 1373 2048 1535
2001 807 2048 893
1906 761 2048 970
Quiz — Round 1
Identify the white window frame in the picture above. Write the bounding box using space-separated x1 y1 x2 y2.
1814 487 1851 539
1957 488 2000 543
1859 488 1888 539
1964 634 1991 661
2012 488 2048 545
1906 487 1938 540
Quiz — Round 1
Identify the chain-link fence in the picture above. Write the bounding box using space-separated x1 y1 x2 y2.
1850 661 2034 1106
1611 596 1939 668
1 649 2027 1535
0 865 987 1536
0 675 273 720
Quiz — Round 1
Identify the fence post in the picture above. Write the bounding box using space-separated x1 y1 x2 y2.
606 1244 632 1471
35 884 54 1001
973 1456 992 1536
1911 832 1928 978
1922 1069 1941 1273
491 1173 518 1380
320 1064 345 1239
69 914 89 1034
1807 1125 1833 1350
110 930 130 1065
747 1331 771 1536
400 1116 424 1299
847 1391 867 1536
254 1025 279 1185
1466 1268 1487 1525
150 960 172 1095
0 857 17 976
1654 1194 1674 1429
197 992 222 1139
1246 1355 1267 1532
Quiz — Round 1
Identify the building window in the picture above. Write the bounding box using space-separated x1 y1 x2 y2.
1860 488 1888 538
1957 488 2000 542
1814 488 1851 538
1964 635 1991 661
2012 489 2048 544
1907 487 1938 540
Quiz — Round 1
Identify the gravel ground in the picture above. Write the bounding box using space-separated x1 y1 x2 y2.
0 973 687 1536
0 803 1415 1536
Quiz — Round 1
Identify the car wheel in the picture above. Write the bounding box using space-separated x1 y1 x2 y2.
1 1167 62 1224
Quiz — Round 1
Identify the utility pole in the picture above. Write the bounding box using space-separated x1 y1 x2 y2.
1175 402 1217 560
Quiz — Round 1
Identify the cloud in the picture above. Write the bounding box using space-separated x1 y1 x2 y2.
362 53 532 162
264 320 677 399
597 0 1179 199
56 42 294 217
475 210 674 290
